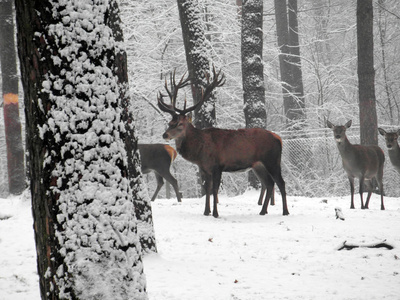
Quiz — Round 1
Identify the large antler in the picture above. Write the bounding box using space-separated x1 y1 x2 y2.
157 66 225 116
157 69 190 116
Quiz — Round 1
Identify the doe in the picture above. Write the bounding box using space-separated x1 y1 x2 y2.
138 143 182 202
327 120 385 210
157 67 289 218
378 128 400 174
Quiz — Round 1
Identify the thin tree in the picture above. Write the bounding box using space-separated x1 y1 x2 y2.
241 0 266 188
274 0 308 171
274 0 305 128
357 0 378 145
15 0 148 298
0 0 25 194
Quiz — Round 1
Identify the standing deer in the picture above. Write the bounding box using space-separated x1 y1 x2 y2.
327 120 385 210
138 144 182 202
157 67 289 218
378 128 400 174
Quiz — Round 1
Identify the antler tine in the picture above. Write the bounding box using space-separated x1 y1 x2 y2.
177 66 225 116
157 92 177 116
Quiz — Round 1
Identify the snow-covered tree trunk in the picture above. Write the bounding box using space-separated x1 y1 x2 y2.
15 0 148 299
177 0 215 129
0 0 25 195
109 0 157 254
241 0 265 188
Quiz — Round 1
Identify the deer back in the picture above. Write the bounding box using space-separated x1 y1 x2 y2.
138 144 176 174
178 127 282 173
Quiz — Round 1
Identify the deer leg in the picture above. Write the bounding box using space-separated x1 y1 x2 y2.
359 177 365 209
162 171 182 202
265 164 289 215
348 177 355 209
252 168 266 205
270 186 275 206
377 168 385 210
272 174 289 216
212 168 222 218
258 186 266 206
252 165 274 206
151 173 164 202
203 172 212 216
364 179 374 209
259 175 274 215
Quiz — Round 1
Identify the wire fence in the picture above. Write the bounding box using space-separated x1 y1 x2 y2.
142 125 400 200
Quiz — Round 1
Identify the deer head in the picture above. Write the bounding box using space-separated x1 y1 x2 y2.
157 66 225 141
378 128 400 150
327 120 352 145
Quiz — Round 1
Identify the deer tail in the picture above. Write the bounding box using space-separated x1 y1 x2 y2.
164 145 178 164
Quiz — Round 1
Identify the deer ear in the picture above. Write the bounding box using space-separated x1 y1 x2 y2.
326 120 333 129
378 128 386 136
345 120 352 128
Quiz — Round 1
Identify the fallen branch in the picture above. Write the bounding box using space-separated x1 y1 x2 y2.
337 240 394 251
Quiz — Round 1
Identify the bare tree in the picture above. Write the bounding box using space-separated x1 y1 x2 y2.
0 0 25 194
15 0 148 298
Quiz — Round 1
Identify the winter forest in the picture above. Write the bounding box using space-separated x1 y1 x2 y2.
120 0 400 199
1 0 400 299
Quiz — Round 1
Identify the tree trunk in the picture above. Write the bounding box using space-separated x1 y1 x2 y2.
288 0 305 113
241 0 265 188
357 0 378 145
177 0 216 196
177 0 215 129
15 1 148 299
274 0 308 171
0 0 25 195
109 0 157 254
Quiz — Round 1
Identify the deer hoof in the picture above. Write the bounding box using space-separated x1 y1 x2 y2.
283 210 290 216
259 211 267 215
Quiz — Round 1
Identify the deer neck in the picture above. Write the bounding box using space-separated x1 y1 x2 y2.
387 141 400 166
336 136 354 157
175 124 204 162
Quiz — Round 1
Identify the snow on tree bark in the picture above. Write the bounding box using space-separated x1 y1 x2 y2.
241 0 266 129
241 0 266 188
107 0 157 254
15 0 148 299
177 0 215 129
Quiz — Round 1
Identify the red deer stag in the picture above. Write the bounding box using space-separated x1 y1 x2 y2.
157 67 289 218
378 128 400 174
327 120 385 210
138 144 182 202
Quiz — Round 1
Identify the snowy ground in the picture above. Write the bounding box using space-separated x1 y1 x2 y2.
0 190 399 299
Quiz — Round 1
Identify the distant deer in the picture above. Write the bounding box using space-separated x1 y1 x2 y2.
378 128 400 174
327 120 385 210
157 67 289 218
138 143 182 202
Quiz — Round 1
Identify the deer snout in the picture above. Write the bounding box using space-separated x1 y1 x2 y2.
162 132 170 140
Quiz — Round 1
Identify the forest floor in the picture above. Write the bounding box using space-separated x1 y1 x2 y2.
1 190 399 299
